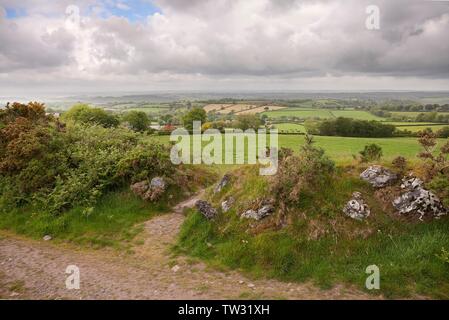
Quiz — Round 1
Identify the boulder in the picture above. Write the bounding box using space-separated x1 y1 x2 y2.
393 177 447 220
214 174 231 193
241 204 274 221
195 200 218 219
360 166 397 188
343 192 370 221
130 181 149 197
131 177 166 202
221 197 235 212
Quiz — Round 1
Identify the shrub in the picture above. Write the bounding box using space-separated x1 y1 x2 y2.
359 144 383 163
437 126 449 138
392 156 407 175
271 135 335 206
62 104 119 128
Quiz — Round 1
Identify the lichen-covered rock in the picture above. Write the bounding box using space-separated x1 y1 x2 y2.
360 166 397 188
131 177 166 202
195 200 218 219
241 204 274 221
343 192 370 220
393 177 447 220
214 174 231 193
221 197 235 212
130 181 149 197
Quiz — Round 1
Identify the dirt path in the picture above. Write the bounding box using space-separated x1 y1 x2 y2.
0 191 374 300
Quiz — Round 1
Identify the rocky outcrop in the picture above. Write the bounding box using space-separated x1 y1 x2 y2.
130 177 166 202
241 204 274 221
393 177 447 220
360 166 397 188
221 197 235 213
214 174 231 193
343 192 370 221
195 200 218 219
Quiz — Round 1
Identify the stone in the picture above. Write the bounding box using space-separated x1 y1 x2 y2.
241 204 274 221
144 177 166 201
195 200 218 219
130 180 149 197
171 265 180 273
221 197 235 212
43 235 52 241
343 192 370 221
360 166 397 188
214 174 231 193
393 177 447 220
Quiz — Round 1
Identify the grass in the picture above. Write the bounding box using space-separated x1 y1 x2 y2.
0 189 173 249
263 108 381 121
152 134 447 163
330 110 383 121
263 108 333 119
175 166 449 298
397 125 449 133
274 123 307 133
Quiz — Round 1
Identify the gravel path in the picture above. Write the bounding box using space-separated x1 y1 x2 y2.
0 191 374 300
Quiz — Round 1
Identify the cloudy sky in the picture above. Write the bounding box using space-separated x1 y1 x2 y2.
0 0 449 96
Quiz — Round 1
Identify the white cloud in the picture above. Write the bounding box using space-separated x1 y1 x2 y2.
0 0 448 94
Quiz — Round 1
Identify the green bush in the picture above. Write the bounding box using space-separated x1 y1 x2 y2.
319 117 395 137
359 144 383 163
121 111 150 132
62 104 119 128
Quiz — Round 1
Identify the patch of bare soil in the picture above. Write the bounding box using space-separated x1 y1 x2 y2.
0 191 376 300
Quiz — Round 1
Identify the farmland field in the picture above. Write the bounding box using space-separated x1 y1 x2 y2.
396 125 449 132
263 108 382 121
330 110 383 121
152 134 444 163
263 108 334 119
204 104 286 114
273 123 307 133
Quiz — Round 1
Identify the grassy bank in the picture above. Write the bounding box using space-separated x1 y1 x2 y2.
175 166 449 299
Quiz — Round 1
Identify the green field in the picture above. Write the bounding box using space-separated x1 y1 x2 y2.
330 110 383 121
263 108 333 119
263 108 382 121
397 125 449 133
391 111 449 119
273 123 307 133
153 134 446 163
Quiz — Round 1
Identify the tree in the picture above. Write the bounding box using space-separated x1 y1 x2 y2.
62 104 119 128
122 111 150 132
182 107 206 131
233 114 261 131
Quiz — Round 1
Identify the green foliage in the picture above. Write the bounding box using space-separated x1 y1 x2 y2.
319 117 396 137
182 107 207 131
0 102 177 215
232 114 262 131
121 110 150 132
437 126 449 138
359 144 383 163
271 135 335 206
62 104 119 128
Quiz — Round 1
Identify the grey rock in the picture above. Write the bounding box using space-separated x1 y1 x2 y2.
343 192 370 220
214 174 231 193
43 235 52 241
130 180 149 197
393 177 447 220
360 166 397 188
150 177 165 190
241 204 274 221
221 197 235 212
195 200 218 219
